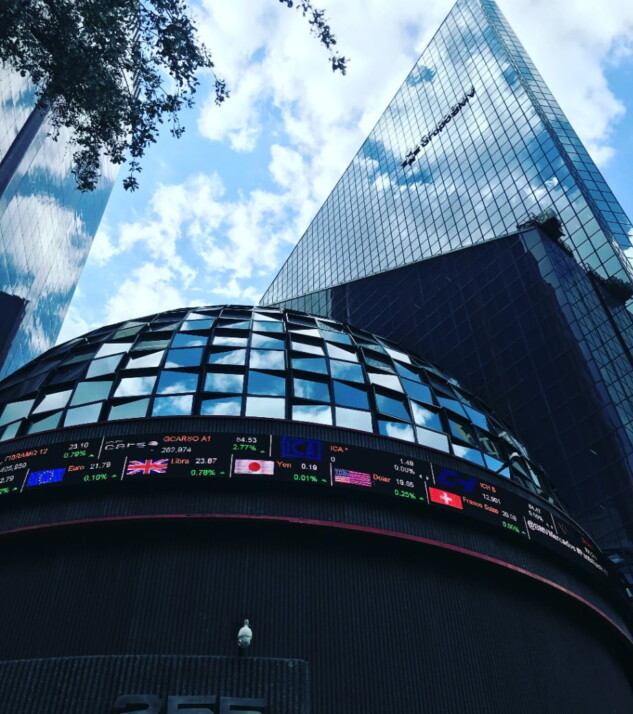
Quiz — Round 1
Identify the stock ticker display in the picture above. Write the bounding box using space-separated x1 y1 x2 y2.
0 431 607 576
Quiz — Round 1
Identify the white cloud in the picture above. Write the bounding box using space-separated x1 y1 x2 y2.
90 222 120 266
103 262 190 324
56 302 99 344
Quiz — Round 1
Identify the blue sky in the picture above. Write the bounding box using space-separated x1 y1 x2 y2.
58 0 633 342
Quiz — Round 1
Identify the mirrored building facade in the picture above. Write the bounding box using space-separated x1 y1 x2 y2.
0 66 116 379
262 0 633 590
262 0 633 307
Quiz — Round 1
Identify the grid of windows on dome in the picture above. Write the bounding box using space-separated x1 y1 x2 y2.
0 305 630 713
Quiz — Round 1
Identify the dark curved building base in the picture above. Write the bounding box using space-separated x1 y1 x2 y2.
0 517 631 713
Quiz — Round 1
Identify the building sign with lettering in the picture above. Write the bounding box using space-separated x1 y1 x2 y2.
401 86 476 168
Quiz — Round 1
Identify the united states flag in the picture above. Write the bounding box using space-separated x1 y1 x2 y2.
334 467 371 487
126 459 169 475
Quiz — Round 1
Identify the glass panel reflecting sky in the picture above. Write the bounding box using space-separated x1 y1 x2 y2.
205 372 244 393
157 371 198 394
201 396 242 416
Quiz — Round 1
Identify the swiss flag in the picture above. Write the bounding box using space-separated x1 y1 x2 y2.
429 486 463 510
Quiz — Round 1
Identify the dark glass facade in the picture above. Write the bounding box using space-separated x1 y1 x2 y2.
0 66 116 379
262 0 633 591
274 225 633 583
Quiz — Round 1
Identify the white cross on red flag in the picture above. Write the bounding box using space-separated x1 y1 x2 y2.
428 486 463 509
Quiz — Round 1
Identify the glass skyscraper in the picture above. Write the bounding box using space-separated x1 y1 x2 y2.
263 0 633 306
0 65 116 379
262 0 633 587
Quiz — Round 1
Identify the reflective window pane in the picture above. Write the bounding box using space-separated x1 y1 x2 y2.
292 404 332 425
87 354 124 378
253 321 285 332
322 331 352 345
252 312 282 322
291 340 324 356
0 399 34 426
251 333 285 349
245 397 285 418
213 335 248 347
294 378 329 402
452 444 485 466
201 396 242 416
385 347 412 364
333 381 369 409
218 320 251 330
126 351 164 370
416 427 450 452
248 371 286 396
95 342 131 359
465 406 489 431
369 373 402 391
187 312 214 321
165 348 203 368
157 371 198 394
448 418 478 446
33 390 72 414
402 379 433 404
204 373 244 393
152 395 193 416
250 350 285 370
0 421 21 441
410 402 442 431
394 362 420 381
114 376 156 397
335 407 373 432
375 393 410 421
71 380 112 406
171 333 207 348
326 343 358 362
108 398 150 420
292 328 321 339
329 360 364 383
181 319 213 331
28 411 62 434
437 396 466 416
378 420 415 442
484 454 505 472
64 403 102 427
292 357 327 374
208 349 246 366
132 339 170 352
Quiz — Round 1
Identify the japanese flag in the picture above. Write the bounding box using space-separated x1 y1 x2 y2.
234 459 275 475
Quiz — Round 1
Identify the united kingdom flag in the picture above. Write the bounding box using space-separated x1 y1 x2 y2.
126 459 169 475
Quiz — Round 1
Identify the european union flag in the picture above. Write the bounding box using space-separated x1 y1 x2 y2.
25 468 66 487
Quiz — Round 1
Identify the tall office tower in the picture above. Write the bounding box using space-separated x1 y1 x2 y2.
262 0 633 588
0 65 116 379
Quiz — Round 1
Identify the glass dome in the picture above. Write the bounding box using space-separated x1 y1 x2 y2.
0 305 544 491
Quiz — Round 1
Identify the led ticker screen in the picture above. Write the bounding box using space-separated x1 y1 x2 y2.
0 431 607 577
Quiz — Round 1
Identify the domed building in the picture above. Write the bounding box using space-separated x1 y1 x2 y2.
0 306 630 713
